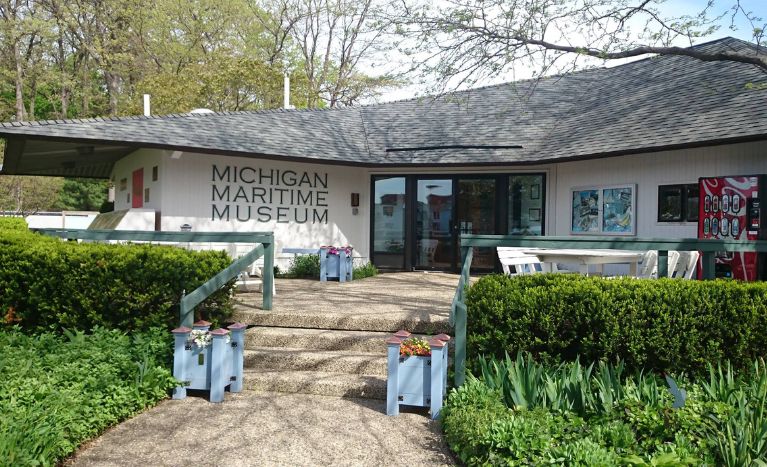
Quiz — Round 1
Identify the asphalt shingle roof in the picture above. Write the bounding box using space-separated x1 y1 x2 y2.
0 36 765 175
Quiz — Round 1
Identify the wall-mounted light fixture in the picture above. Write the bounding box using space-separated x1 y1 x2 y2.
351 193 360 207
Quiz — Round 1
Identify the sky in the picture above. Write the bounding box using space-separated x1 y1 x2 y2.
365 0 766 103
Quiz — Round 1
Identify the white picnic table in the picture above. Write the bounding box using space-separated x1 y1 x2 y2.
519 248 644 276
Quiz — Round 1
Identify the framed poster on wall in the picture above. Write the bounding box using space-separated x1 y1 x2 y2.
571 184 636 235
602 186 635 234
571 189 600 233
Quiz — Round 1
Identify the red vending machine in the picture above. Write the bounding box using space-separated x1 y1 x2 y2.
698 175 767 281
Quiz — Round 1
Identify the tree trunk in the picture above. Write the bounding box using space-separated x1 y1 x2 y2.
104 71 120 116
13 41 24 121
81 55 90 116
27 79 36 120
57 34 68 118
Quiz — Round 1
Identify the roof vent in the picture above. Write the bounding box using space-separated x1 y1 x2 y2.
190 108 215 114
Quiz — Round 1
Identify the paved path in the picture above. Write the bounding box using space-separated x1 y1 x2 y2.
69 392 456 466
236 271 457 320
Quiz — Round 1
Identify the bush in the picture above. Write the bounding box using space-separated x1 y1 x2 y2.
0 216 28 231
285 254 321 278
466 274 767 375
353 261 378 280
0 229 234 331
0 327 176 465
443 353 767 465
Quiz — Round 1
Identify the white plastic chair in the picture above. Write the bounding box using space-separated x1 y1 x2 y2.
497 247 543 276
636 250 658 278
418 239 439 264
670 251 699 279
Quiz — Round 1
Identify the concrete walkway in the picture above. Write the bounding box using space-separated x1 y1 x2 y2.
234 272 457 334
69 392 456 466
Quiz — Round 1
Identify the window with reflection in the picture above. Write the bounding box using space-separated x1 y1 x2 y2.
372 177 406 268
509 175 544 235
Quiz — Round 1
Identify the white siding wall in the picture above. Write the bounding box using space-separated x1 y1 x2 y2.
551 141 767 238
113 148 164 211
113 149 369 267
109 140 767 270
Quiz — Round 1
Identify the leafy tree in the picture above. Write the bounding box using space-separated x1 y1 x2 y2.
282 0 399 107
389 0 767 91
0 175 63 214
55 178 108 211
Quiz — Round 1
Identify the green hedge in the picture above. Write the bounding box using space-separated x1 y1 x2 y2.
0 216 28 231
0 327 176 465
466 274 767 375
0 228 234 331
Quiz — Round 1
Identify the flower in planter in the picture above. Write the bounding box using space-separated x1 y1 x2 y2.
400 337 431 357
188 329 230 348
321 245 353 256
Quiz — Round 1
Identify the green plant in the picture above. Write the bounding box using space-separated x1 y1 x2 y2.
352 261 378 280
444 353 767 466
704 359 767 466
286 254 320 278
0 229 233 331
0 327 176 465
466 274 767 376
0 216 27 231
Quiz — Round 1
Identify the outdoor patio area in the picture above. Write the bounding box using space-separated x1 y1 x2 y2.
232 271 459 334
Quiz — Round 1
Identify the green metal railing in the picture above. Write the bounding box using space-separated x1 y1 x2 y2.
450 234 767 387
33 229 274 327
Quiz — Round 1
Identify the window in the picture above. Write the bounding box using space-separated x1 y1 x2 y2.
658 184 699 222
152 166 159 181
509 175 544 235
571 184 636 235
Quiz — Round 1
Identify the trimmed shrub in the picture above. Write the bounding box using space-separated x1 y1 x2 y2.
0 327 176 465
466 274 767 375
0 216 28 231
0 229 234 331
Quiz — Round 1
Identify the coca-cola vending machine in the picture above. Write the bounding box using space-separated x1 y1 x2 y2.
698 175 767 281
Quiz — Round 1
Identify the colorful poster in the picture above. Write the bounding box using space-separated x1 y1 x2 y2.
571 189 599 233
602 187 634 233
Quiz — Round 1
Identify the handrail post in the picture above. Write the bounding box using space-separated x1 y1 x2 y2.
454 244 472 388
262 238 274 311
179 290 193 328
658 250 668 278
702 251 716 280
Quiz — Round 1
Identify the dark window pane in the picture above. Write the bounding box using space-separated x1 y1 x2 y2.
686 184 699 222
458 178 496 269
509 175 543 235
658 185 683 222
373 177 406 268
416 179 453 269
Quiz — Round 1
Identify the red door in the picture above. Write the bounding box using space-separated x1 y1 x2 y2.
132 168 144 208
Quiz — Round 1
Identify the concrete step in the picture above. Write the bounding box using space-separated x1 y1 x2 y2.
243 369 387 400
244 347 387 376
245 326 394 353
232 307 451 334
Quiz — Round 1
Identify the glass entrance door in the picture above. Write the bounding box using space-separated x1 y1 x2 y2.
456 178 497 270
372 176 407 269
415 179 453 269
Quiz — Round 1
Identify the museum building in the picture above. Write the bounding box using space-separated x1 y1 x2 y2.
1 37 766 272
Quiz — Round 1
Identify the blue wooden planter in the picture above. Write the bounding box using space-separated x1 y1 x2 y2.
386 331 451 419
171 321 246 403
320 247 353 282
